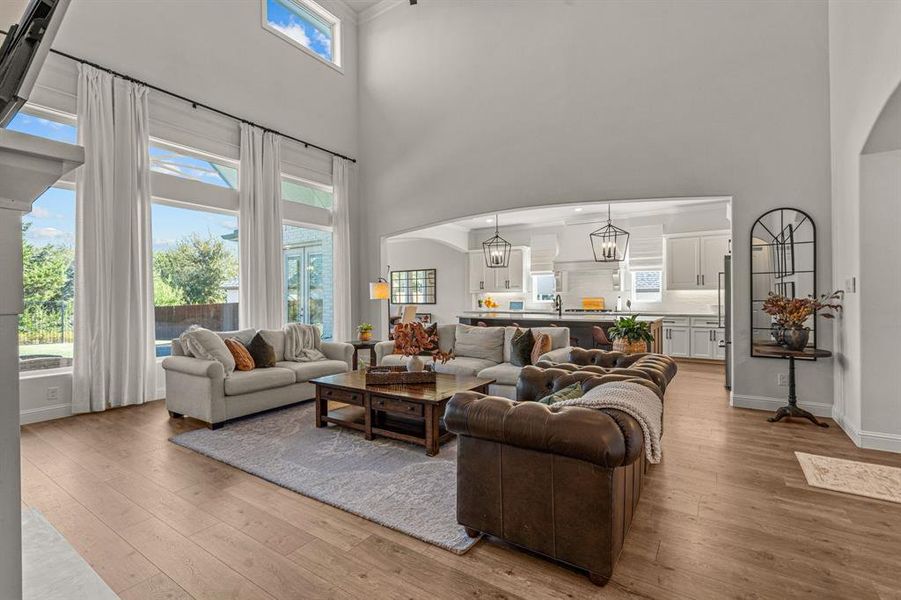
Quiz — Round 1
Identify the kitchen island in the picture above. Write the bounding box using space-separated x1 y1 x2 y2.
457 312 664 353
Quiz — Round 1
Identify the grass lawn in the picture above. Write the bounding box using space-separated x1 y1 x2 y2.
19 341 173 359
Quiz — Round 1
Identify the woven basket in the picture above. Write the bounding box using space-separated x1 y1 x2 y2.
612 339 648 355
365 366 437 385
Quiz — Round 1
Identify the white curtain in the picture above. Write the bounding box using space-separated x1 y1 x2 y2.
73 64 155 413
331 156 354 342
238 123 284 330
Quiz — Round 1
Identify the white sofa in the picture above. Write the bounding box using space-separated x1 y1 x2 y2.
374 324 572 399
162 328 353 428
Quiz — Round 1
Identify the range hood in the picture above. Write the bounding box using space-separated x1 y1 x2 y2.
529 233 558 273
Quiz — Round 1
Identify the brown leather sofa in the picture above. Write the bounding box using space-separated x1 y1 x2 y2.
445 354 677 586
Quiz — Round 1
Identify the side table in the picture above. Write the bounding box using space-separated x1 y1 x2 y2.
752 343 832 428
346 339 381 370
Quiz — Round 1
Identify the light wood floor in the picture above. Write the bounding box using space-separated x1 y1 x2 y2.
20 362 901 599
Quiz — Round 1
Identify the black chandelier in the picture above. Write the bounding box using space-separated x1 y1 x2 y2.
482 214 512 268
589 204 630 262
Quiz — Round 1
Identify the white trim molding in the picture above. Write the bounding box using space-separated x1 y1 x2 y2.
20 403 72 426
832 408 901 454
730 394 833 418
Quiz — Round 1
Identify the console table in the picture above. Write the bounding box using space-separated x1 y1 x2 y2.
752 343 832 428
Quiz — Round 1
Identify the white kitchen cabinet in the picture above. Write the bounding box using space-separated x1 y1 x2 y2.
700 235 730 289
690 327 716 358
713 328 726 360
468 248 527 293
666 237 700 289
468 252 487 293
665 233 730 290
662 317 691 358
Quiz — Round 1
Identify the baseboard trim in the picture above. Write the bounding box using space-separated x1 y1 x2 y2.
831 409 901 453
20 402 72 425
730 394 833 418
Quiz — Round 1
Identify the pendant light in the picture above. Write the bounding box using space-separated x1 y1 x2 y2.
589 204 630 262
482 214 512 268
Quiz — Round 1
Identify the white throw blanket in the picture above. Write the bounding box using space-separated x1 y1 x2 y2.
284 323 327 362
550 381 663 464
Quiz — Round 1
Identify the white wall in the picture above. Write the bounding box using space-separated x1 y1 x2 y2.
47 0 359 158
828 0 901 446
358 0 833 407
386 238 466 327
859 150 901 448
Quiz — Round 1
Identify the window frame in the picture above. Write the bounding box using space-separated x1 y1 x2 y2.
149 137 239 190
631 269 663 304
261 0 343 73
531 273 556 304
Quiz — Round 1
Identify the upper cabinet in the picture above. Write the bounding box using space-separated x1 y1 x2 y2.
665 233 730 290
468 248 527 293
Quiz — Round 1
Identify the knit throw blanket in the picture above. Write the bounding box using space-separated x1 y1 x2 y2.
284 323 327 362
550 381 663 464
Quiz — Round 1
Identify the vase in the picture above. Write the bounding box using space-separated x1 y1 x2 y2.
783 327 809 352
612 339 648 355
358 331 372 342
407 355 426 372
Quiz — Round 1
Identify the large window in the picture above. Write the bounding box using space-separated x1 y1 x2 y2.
8 107 78 372
18 187 77 372
263 0 341 69
282 175 333 209
152 204 239 355
150 140 238 189
284 225 333 339
532 273 556 303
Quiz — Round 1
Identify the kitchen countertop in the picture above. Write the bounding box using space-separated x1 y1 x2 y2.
460 310 718 319
459 312 665 323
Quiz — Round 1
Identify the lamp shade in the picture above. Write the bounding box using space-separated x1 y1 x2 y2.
369 280 389 300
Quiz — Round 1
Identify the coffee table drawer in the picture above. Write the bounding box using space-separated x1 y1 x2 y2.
320 387 363 406
371 395 424 417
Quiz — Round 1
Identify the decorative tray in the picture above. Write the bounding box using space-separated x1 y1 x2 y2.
365 365 436 385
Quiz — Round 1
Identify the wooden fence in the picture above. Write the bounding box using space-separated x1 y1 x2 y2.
154 302 239 340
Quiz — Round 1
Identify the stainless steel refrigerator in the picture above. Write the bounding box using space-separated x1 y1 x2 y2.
719 255 732 390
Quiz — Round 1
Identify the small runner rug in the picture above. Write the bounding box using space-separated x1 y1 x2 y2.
170 402 478 554
795 451 901 504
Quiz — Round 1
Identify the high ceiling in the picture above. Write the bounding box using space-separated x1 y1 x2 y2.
449 197 731 232
343 0 383 13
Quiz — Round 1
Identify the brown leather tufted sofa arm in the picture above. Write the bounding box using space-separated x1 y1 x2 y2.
445 391 645 468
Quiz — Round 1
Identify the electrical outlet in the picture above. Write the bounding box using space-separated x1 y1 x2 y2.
777 374 787 387
46 386 60 401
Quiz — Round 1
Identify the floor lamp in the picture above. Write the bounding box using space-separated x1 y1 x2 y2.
369 277 390 339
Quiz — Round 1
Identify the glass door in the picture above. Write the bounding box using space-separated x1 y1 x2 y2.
285 246 324 332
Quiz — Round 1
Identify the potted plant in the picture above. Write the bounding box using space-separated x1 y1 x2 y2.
762 291 842 351
392 322 454 372
357 322 373 342
608 315 655 354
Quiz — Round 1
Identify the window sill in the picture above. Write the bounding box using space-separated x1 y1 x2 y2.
19 366 73 379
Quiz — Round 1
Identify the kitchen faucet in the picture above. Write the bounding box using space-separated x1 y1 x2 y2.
553 294 562 318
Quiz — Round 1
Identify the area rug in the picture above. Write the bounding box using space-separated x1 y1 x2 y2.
795 451 901 504
170 402 478 553
23 508 119 600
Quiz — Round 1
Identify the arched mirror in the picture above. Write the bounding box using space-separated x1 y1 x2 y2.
750 208 816 358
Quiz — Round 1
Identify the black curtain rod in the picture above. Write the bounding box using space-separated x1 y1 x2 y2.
0 28 356 163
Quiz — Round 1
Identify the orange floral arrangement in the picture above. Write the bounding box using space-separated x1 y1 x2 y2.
762 291 842 329
393 323 454 364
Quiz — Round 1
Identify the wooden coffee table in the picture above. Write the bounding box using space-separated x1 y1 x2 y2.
310 371 494 456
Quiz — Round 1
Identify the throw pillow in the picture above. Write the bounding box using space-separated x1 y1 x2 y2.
531 332 553 365
224 338 255 371
453 324 504 363
510 328 534 367
179 325 236 375
537 382 584 405
246 332 276 368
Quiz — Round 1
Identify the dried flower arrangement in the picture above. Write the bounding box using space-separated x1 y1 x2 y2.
392 322 454 365
762 291 842 329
